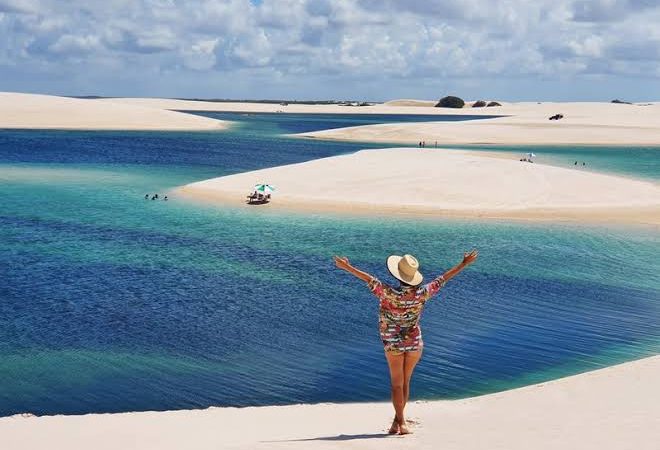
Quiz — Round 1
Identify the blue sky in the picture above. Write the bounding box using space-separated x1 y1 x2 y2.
1 0 659 101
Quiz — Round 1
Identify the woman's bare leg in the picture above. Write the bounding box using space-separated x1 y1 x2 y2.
385 352 405 433
399 350 423 434
388 417 399 435
403 350 422 405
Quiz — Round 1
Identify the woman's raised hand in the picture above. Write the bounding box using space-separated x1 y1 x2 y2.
333 255 351 270
462 249 478 266
334 256 374 282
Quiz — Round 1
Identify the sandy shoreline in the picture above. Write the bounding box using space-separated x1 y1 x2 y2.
0 93 229 130
3 92 658 224
2 93 659 448
295 101 660 146
97 97 660 146
2 356 658 450
177 148 660 225
4 94 660 145
93 97 507 115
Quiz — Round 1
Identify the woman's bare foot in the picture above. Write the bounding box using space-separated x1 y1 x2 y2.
388 418 399 434
398 419 412 435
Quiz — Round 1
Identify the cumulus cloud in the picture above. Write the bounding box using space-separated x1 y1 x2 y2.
0 0 658 99
49 34 101 54
0 0 41 14
571 0 659 22
182 38 219 70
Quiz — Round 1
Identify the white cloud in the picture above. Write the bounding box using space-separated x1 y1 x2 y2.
230 29 272 66
0 0 41 14
182 38 219 70
568 35 605 58
49 34 101 54
132 28 178 53
0 0 659 99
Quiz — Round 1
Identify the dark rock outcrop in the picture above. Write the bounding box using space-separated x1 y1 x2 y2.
472 100 487 108
435 96 465 108
486 101 502 107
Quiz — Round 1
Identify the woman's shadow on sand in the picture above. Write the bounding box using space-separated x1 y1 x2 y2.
264 432 391 442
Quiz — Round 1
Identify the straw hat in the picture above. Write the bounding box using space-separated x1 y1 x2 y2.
387 254 423 286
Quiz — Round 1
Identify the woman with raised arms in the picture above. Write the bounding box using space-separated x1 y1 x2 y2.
333 250 478 435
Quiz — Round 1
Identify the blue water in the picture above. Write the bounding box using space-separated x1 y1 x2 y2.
194 111 660 181
187 111 501 135
453 144 660 182
1 114 659 417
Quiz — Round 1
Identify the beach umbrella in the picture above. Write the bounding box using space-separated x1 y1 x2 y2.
254 183 276 193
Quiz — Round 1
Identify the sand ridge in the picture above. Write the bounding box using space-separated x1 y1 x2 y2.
9 94 658 145
296 102 660 145
1 356 658 450
91 97 660 145
0 93 229 130
177 148 660 225
93 97 503 115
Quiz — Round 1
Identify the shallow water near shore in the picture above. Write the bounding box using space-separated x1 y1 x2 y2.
1 114 659 416
450 144 660 182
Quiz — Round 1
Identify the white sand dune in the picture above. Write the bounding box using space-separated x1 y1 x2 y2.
383 99 438 107
0 93 228 130
1 356 658 450
298 102 660 145
93 98 660 145
95 97 502 115
178 148 660 224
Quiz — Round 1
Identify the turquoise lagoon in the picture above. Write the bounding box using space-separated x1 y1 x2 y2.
0 113 658 416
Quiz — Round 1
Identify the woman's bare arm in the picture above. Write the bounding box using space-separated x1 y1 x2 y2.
333 256 374 283
441 249 478 282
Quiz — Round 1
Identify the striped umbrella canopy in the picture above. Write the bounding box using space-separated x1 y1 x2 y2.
254 184 276 193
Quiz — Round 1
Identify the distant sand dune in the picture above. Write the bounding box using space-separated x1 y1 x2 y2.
91 98 660 145
95 97 504 115
1 356 658 450
298 102 660 145
383 99 438 107
178 148 660 224
0 93 228 130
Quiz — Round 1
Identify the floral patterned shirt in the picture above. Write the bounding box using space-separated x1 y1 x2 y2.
367 275 446 353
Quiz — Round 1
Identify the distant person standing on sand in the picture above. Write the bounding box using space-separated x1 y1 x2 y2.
333 250 478 435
